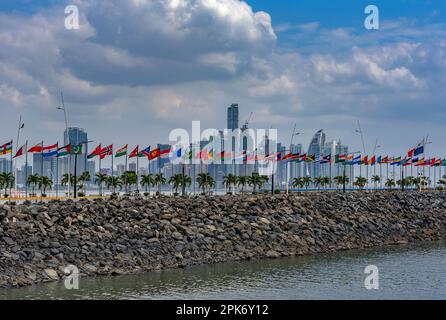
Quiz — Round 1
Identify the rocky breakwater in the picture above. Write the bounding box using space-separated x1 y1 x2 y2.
1 191 446 288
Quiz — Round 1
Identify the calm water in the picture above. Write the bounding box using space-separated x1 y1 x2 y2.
1 241 446 300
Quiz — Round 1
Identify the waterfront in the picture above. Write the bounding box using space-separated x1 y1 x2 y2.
2 241 445 300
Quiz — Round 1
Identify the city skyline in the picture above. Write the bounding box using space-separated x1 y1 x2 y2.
1 0 445 161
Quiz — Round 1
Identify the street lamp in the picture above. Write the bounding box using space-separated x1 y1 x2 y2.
57 92 70 198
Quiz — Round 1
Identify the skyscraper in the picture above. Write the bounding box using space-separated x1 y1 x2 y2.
227 103 239 131
307 129 326 179
62 127 88 176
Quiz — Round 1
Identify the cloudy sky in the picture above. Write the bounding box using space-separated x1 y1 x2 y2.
1 0 445 164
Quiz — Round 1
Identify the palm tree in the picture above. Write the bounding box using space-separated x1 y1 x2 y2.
106 176 122 194
197 173 214 195
237 176 248 193
302 176 312 190
179 174 192 196
120 171 137 193
292 177 305 190
141 173 155 195
354 176 367 190
0 172 14 197
27 174 40 197
154 173 166 195
260 176 269 191
322 177 331 190
223 174 237 194
385 179 396 190
38 176 53 196
95 173 108 196
333 176 349 190
248 174 265 194
79 171 91 194
314 177 324 190
371 175 381 190
169 174 184 195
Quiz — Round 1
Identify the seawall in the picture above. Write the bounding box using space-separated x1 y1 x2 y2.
1 191 446 288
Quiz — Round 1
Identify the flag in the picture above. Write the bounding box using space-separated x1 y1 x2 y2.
352 155 362 165
282 153 293 161
88 145 102 159
441 159 446 167
129 146 139 158
391 157 402 166
57 144 71 157
42 143 59 157
148 148 160 160
139 146 151 158
115 144 128 158
335 154 346 163
28 142 43 153
361 156 368 165
319 155 332 164
100 145 113 160
369 156 376 166
0 141 13 155
432 158 442 167
169 147 182 161
13 144 25 159
306 154 316 162
414 158 425 167
160 145 172 159
403 158 413 167
71 144 83 155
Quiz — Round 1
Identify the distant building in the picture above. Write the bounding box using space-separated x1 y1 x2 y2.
0 158 12 173
307 129 326 179
15 164 32 187
116 164 126 176
227 103 239 131
129 162 137 173
33 154 56 179
87 160 95 182
61 127 88 176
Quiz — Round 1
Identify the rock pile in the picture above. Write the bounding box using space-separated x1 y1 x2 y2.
1 191 445 288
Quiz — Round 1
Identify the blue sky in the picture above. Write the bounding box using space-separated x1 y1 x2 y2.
0 0 445 161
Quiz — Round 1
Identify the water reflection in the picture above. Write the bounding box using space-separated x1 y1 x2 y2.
2 241 446 300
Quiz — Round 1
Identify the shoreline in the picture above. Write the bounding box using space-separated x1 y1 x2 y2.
1 191 446 288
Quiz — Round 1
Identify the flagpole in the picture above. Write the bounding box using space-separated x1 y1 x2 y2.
40 141 44 201
56 147 59 198
125 150 128 194
23 141 28 199
15 116 23 195
136 147 139 192
99 144 102 196
9 140 13 201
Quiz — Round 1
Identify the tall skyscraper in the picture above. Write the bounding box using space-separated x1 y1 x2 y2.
62 127 88 176
307 129 326 179
227 103 239 131
33 154 56 178
0 158 12 173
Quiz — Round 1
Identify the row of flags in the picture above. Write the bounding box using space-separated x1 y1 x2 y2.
2 139 445 167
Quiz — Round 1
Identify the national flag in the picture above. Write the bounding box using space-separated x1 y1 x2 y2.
403 158 413 167
335 154 346 163
148 148 160 160
129 146 139 158
42 143 59 157
319 155 332 164
115 144 128 158
169 147 182 161
369 156 376 166
414 158 425 167
282 153 293 161
0 141 13 155
441 159 446 167
380 156 389 164
306 154 316 162
13 144 25 159
160 145 172 159
100 145 113 160
88 145 102 159
391 157 402 166
361 156 368 165
57 144 71 157
139 146 151 158
351 155 361 165
71 144 83 155
431 158 442 167
28 142 43 153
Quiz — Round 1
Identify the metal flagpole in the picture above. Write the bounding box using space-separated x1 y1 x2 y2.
15 116 23 195
136 148 139 192
9 140 13 201
125 149 128 194
25 140 28 199
56 151 59 198
40 141 44 201
99 144 102 196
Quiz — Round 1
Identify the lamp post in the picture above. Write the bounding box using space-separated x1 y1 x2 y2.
57 92 70 198
286 125 300 195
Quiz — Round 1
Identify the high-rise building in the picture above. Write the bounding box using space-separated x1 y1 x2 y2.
116 164 126 176
129 162 137 173
307 129 326 179
87 161 95 182
227 103 239 131
33 154 56 179
15 164 32 187
62 127 88 176
290 144 303 179
0 158 12 173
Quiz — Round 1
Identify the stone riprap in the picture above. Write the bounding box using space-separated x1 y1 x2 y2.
1 191 445 288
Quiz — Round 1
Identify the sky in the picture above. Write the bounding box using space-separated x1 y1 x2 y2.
1 0 446 168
